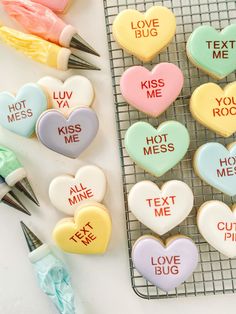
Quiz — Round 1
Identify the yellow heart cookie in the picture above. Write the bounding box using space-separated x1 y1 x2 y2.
112 6 176 62
53 202 112 254
190 82 236 137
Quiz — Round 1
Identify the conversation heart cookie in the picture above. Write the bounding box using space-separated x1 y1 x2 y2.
125 121 190 177
120 63 184 117
53 202 112 254
38 76 94 116
193 142 236 196
132 235 198 292
187 25 236 79
197 201 236 258
36 108 99 158
190 82 236 137
112 6 176 62
49 165 107 215
0 83 47 137
128 180 193 235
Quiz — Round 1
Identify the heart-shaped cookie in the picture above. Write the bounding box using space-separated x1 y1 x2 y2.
128 180 193 235
36 108 99 158
38 76 94 116
125 121 190 177
197 200 236 258
53 202 112 254
120 63 184 117
190 82 236 137
132 235 198 292
112 6 176 62
32 0 70 13
0 83 47 137
187 25 236 80
193 142 236 196
49 165 107 215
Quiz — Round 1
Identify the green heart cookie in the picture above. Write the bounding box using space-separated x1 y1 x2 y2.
187 25 236 80
125 121 190 177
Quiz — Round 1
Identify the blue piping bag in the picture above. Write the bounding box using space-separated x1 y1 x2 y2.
20 221 76 314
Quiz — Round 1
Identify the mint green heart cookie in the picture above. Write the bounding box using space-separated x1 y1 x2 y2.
187 25 236 80
125 121 190 177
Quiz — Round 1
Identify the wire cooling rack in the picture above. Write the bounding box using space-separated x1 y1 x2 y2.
103 0 236 299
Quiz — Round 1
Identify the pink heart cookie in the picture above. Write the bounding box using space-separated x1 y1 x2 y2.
132 235 198 292
120 63 184 117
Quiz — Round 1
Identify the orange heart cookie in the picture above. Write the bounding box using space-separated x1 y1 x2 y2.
112 6 176 62
53 202 112 254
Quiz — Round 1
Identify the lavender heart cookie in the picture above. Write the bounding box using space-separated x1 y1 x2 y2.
36 108 99 158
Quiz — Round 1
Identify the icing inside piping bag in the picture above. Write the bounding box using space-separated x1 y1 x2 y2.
0 146 22 178
0 26 60 67
33 250 76 314
2 0 66 44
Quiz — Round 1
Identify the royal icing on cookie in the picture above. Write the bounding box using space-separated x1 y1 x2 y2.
193 142 236 196
112 6 176 62
120 63 183 117
197 201 236 258
36 108 99 158
0 83 47 137
132 235 198 292
187 25 236 79
49 165 107 215
53 202 112 254
38 76 94 116
125 121 190 177
190 82 236 137
128 180 193 235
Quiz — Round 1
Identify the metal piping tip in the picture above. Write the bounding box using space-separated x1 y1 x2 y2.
15 178 40 207
20 221 43 252
68 54 100 70
70 33 100 57
9 190 29 211
2 192 31 215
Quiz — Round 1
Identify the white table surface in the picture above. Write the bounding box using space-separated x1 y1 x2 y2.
0 1 236 313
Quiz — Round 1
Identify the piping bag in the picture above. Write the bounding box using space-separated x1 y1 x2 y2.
2 0 99 56
20 221 76 314
0 25 100 70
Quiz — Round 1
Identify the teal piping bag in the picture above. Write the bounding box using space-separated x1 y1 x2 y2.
0 146 39 205
20 221 76 314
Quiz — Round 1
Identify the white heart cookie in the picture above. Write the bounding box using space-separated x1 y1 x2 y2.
49 165 107 215
128 180 194 235
197 200 236 258
38 76 94 116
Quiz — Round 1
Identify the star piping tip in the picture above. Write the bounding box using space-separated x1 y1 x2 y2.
2 193 31 215
20 221 43 252
15 178 40 206
70 34 100 57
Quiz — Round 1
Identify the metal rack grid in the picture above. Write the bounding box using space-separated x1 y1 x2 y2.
103 0 236 299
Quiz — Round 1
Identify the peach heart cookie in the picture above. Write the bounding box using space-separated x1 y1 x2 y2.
53 202 112 254
0 83 47 137
49 165 107 215
190 82 236 137
132 235 198 292
197 200 236 258
38 76 94 116
120 63 184 117
128 180 194 235
187 25 236 80
112 6 176 62
193 142 236 196
36 108 99 158
125 121 190 177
